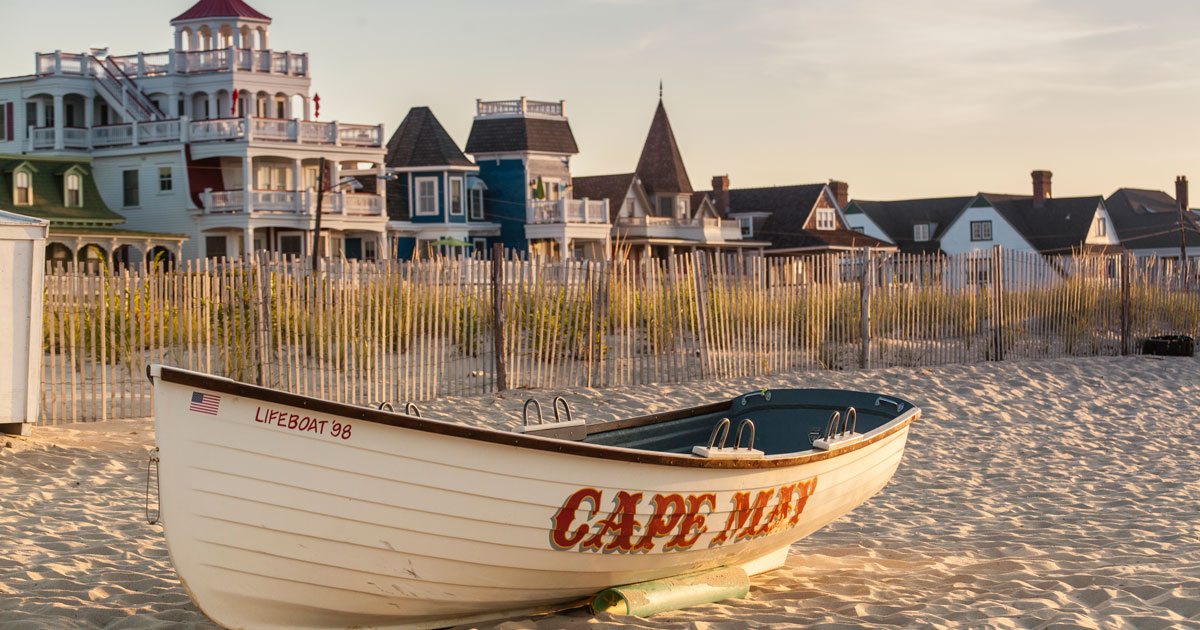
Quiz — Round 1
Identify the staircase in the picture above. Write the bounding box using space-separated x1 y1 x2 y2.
89 56 166 123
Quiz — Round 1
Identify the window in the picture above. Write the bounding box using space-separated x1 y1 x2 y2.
205 235 227 259
364 238 378 261
657 196 673 216
913 223 930 242
1096 216 1107 237
739 217 753 238
851 226 865 234
676 197 689 219
815 208 836 230
158 167 173 192
469 187 485 220
415 178 438 216
256 164 287 191
65 173 82 207
449 177 464 216
473 238 487 256
14 170 31 205
122 170 139 207
970 220 992 242
279 234 304 257
302 166 319 191
0 103 7 141
26 103 37 128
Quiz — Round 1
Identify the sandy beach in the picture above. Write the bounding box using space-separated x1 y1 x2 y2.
2 355 1199 628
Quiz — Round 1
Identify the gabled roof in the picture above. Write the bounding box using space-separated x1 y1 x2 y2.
981 193 1111 254
385 107 474 169
1105 188 1200 250
572 173 637 221
0 155 123 224
727 184 890 251
172 0 271 23
635 100 693 195
465 117 579 155
850 196 973 254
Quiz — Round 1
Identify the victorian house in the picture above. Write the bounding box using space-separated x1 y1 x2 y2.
0 0 388 262
466 97 610 260
384 107 498 258
572 98 753 259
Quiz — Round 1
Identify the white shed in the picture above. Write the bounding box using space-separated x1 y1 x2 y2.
0 210 48 436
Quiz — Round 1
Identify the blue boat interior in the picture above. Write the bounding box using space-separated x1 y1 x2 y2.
582 389 914 456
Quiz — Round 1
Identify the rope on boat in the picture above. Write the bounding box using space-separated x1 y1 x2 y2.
145 447 160 525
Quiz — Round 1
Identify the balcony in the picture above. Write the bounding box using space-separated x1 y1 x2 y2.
200 190 384 217
476 97 566 119
28 117 383 151
617 215 739 229
36 48 308 79
530 199 609 225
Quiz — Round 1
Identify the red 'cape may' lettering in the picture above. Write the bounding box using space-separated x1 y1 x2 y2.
548 478 818 553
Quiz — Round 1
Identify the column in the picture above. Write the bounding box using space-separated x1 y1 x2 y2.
330 161 342 213
283 97 292 120
206 92 217 120
243 227 255 256
232 26 241 50
292 158 303 213
36 98 46 127
302 96 311 121
243 157 254 213
84 96 94 129
52 94 64 150
560 237 571 260
174 29 183 51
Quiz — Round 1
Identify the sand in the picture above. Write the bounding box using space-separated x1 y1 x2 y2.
2 355 1199 628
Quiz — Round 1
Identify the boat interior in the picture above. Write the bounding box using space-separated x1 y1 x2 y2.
520 389 914 457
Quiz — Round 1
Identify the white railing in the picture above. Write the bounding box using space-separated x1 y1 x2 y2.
341 194 383 216
200 190 384 216
476 97 566 118
37 48 309 78
338 124 382 147
29 127 55 149
137 119 181 143
90 124 133 147
190 118 246 142
531 199 608 224
252 117 292 141
63 128 89 149
175 49 230 73
299 121 335 144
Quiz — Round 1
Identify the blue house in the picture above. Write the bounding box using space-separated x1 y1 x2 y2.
385 107 498 258
465 98 610 260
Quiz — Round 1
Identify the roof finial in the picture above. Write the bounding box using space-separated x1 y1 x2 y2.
659 79 663 101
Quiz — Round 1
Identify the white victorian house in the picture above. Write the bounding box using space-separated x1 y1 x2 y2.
0 0 388 261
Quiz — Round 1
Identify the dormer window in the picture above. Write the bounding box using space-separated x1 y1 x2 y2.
815 208 836 230
65 173 82 207
676 196 689 219
1095 216 1107 237
739 217 753 238
13 170 32 205
913 223 930 242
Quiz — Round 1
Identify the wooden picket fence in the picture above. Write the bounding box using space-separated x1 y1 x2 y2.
38 248 1200 424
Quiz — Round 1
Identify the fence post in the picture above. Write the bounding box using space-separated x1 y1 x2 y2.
491 243 508 392
253 252 271 386
991 245 1005 361
860 248 873 369
1120 252 1131 355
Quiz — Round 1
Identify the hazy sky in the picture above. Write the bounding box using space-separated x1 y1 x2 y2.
3 0 1198 199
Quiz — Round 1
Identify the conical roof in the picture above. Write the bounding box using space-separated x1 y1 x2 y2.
635 100 693 195
385 107 473 169
173 0 271 23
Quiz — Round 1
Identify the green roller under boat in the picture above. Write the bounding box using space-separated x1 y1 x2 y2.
590 566 751 617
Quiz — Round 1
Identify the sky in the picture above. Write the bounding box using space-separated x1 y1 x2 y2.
2 0 1198 200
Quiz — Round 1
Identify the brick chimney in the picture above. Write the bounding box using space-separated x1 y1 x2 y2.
711 175 730 215
1176 176 1190 212
1032 170 1053 208
828 180 849 209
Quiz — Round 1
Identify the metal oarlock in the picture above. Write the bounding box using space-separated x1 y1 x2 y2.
404 402 422 418
145 447 161 525
522 398 544 426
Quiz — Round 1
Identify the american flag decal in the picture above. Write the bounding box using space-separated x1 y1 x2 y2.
189 392 220 415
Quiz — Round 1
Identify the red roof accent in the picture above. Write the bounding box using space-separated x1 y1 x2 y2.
172 0 271 23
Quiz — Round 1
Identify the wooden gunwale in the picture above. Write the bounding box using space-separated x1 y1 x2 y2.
154 365 919 470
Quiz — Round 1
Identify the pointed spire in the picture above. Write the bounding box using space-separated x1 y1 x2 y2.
659 79 663 101
635 99 693 195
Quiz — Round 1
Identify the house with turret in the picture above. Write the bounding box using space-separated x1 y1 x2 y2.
384 107 499 258
0 0 388 262
465 98 610 260
573 98 754 259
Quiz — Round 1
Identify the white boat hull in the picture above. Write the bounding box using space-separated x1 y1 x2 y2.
151 367 918 629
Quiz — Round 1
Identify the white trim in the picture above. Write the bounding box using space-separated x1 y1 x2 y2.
449 176 465 216
414 176 438 217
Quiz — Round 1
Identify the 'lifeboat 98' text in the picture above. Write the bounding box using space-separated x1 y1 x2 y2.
254 407 353 440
